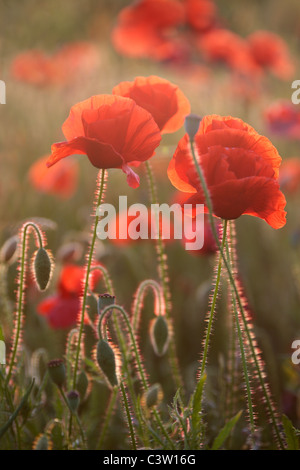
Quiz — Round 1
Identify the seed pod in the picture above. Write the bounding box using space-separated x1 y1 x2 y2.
97 293 115 314
184 114 202 142
32 433 52 450
47 359 66 388
0 235 18 264
67 390 80 413
33 247 52 291
150 315 170 356
96 339 119 388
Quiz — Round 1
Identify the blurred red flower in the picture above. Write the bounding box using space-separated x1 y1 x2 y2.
112 75 191 134
10 42 100 87
37 264 102 329
185 0 218 33
28 155 79 199
10 50 57 87
168 115 286 229
247 31 294 80
197 29 259 75
111 0 185 60
47 94 162 188
106 209 175 245
264 100 300 140
279 158 300 195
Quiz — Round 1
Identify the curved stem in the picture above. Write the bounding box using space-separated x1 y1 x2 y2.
72 169 106 389
99 304 148 390
131 279 164 333
5 222 44 386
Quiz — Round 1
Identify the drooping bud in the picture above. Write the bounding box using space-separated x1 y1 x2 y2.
150 315 170 356
96 339 119 388
0 235 18 265
32 433 52 450
97 293 115 314
47 359 66 388
33 247 53 291
144 383 163 409
67 390 80 413
184 113 202 142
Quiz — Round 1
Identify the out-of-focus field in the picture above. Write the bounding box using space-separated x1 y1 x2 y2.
1 0 300 449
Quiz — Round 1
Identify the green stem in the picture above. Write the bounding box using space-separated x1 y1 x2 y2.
120 382 137 450
199 220 227 380
145 160 182 392
5 223 43 386
59 387 87 449
97 386 118 450
72 169 106 389
225 223 256 440
131 279 164 333
189 139 285 449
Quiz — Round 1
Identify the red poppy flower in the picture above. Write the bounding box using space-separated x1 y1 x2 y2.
168 114 286 229
37 263 102 329
10 42 100 87
28 155 79 199
47 94 162 188
111 0 185 60
264 100 300 140
247 31 294 80
113 76 191 134
10 50 57 87
185 0 218 33
279 158 300 195
198 29 259 75
197 29 259 75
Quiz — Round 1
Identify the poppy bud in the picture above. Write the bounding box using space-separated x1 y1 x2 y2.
150 315 170 356
67 390 80 413
0 235 18 264
184 114 202 142
97 293 115 314
32 433 52 450
47 359 66 388
76 370 89 401
33 247 52 291
96 339 119 388
144 383 163 409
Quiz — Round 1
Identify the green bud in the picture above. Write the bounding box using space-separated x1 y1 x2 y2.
96 339 119 388
145 383 163 409
33 247 52 291
150 315 170 356
67 390 80 413
33 433 52 450
47 359 66 388
76 370 89 401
